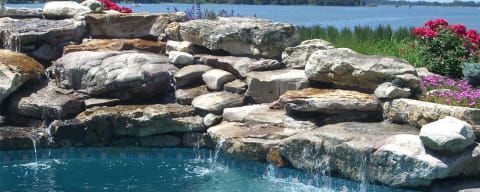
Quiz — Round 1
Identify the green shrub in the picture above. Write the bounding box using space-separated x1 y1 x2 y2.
463 62 480 87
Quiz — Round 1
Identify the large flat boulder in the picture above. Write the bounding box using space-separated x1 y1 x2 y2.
0 7 43 19
63 39 166 54
0 50 45 104
169 17 299 58
280 122 477 188
174 65 212 88
0 18 86 56
8 80 85 120
174 85 208 105
191 92 244 114
384 99 480 140
245 69 309 103
54 51 178 100
85 12 188 39
0 126 48 151
197 55 257 79
282 39 334 69
305 48 419 91
50 104 204 146
43 1 89 19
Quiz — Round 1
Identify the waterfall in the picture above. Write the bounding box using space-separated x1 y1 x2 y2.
3 20 21 52
210 137 225 169
29 136 38 164
264 163 277 178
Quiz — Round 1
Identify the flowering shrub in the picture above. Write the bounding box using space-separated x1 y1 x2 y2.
167 0 242 20
412 19 480 78
419 75 480 108
97 0 132 13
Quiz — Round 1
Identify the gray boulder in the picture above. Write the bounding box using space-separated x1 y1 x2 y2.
0 7 43 19
43 1 90 19
245 69 309 103
174 64 211 88
202 69 235 91
282 39 334 69
0 126 48 151
224 79 247 94
420 116 476 154
168 51 194 66
374 82 411 99
166 40 193 54
305 48 419 91
54 51 178 100
203 113 222 127
168 17 299 58
175 85 208 105
191 92 244 114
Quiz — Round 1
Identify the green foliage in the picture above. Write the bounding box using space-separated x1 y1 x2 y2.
463 62 480 87
297 25 420 65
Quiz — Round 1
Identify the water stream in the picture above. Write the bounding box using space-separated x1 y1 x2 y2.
210 137 226 169
29 136 38 164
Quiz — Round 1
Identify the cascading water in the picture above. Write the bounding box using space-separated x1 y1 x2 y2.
29 136 38 164
3 20 21 53
210 137 226 169
264 163 277 178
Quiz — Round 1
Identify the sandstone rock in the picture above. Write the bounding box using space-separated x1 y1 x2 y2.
8 80 85 120
279 88 380 114
374 82 410 99
245 69 309 103
305 48 419 91
54 51 178 100
166 40 193 54
52 104 204 145
0 7 43 19
43 1 89 19
191 92 244 114
202 69 235 91
420 116 476 154
416 67 435 77
171 17 299 58
282 39 334 69
84 98 121 108
384 99 480 140
175 85 208 105
223 104 270 122
0 126 48 150
63 39 166 54
197 55 257 78
168 51 194 66
0 18 86 55
224 79 247 94
0 50 45 105
139 134 181 147
203 113 222 127
373 134 480 187
174 65 212 88
85 13 188 39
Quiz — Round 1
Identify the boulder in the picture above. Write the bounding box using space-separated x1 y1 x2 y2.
420 116 476 154
305 48 419 91
224 79 247 94
63 39 166 54
282 39 334 69
279 88 381 120
197 55 257 79
170 17 299 58
203 113 222 127
245 69 309 103
223 104 270 122
0 18 86 58
85 12 188 40
0 126 48 151
174 65 212 88
30 43 62 61
416 67 435 77
166 40 193 54
54 51 178 100
191 92 244 114
175 85 208 105
80 0 104 13
0 50 45 105
374 82 410 99
168 51 194 66
8 80 85 120
50 104 204 146
202 69 235 91
84 98 121 108
43 1 89 19
384 99 480 140
182 132 214 148
49 119 87 147
247 59 284 71
0 7 43 19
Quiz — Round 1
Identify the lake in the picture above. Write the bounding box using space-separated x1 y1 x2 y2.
6 3 480 30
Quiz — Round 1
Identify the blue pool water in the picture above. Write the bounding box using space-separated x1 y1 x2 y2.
6 3 480 30
0 148 417 192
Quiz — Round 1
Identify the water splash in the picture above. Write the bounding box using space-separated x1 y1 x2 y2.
264 163 277 178
29 136 38 164
210 137 226 169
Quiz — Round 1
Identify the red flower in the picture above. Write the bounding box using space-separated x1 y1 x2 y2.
434 19 448 28
424 28 438 37
410 45 415 49
424 20 434 28
413 27 425 35
97 0 132 13
452 24 466 35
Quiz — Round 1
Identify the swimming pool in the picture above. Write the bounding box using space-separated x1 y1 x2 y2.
0 147 417 192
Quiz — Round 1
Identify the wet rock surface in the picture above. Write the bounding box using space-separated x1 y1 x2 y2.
0 126 48 150
170 17 299 58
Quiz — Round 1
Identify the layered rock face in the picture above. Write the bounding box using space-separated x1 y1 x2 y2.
63 39 166 54
305 48 419 91
0 50 45 104
168 17 300 58
0 126 48 150
85 12 188 40
53 51 178 100
282 39 334 69
0 7 43 19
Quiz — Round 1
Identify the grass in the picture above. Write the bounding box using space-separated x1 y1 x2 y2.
297 25 423 67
